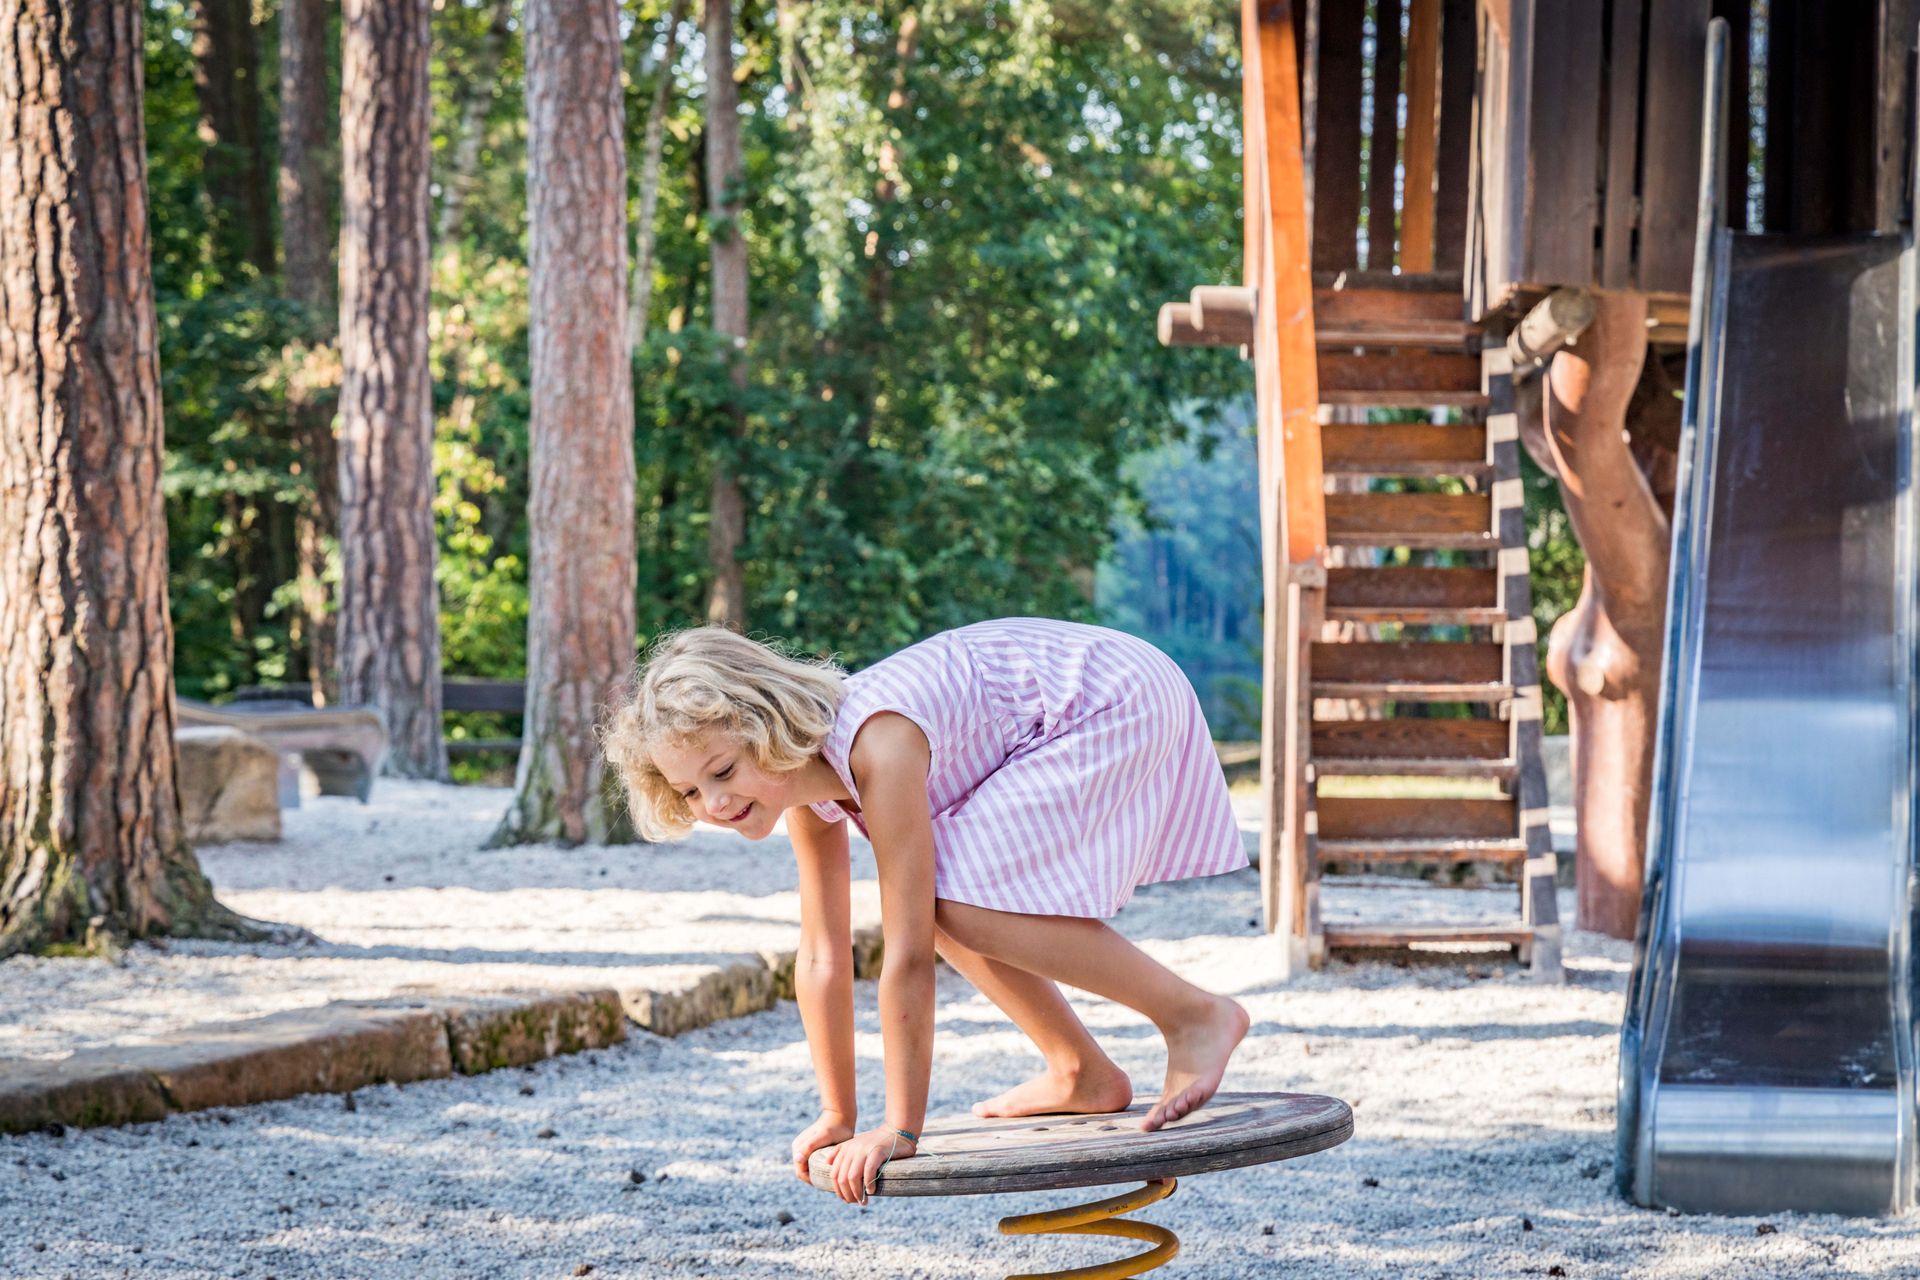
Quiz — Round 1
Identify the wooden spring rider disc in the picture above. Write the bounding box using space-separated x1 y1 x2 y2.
807 1091 1353 1278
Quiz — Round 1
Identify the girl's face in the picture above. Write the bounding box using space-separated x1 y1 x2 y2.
652 730 802 841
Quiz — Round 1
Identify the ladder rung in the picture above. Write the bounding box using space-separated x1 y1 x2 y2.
1326 531 1500 550
1323 460 1496 481
1313 681 1515 702
1322 390 1491 408
1324 606 1509 626
1318 838 1528 863
1323 923 1534 949
1316 319 1476 348
1313 756 1519 780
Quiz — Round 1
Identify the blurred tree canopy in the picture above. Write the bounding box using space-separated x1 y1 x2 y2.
151 0 1249 701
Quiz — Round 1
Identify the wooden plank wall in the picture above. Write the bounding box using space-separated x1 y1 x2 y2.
1306 0 1476 276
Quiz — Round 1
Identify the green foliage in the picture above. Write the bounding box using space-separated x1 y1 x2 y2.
148 0 1251 709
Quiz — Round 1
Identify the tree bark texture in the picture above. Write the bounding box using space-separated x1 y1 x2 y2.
191 0 275 276
492 0 637 846
704 0 748 628
279 0 334 317
629 0 690 344
1536 293 1667 940
0 0 245 955
279 0 339 696
337 0 445 778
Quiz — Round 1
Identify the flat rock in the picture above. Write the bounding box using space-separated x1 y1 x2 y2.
176 726 282 844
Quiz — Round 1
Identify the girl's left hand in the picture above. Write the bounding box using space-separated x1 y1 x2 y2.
824 1125 919 1204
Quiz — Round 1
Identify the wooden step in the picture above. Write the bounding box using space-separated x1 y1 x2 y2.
1318 837 1529 863
1327 567 1498 610
1325 605 1508 626
1318 796 1517 841
1314 756 1518 780
1324 493 1493 549
1320 423 1485 477
1318 350 1485 407
1315 287 1475 347
1313 642 1504 686
1315 680 1514 702
1323 923 1533 950
1312 716 1510 760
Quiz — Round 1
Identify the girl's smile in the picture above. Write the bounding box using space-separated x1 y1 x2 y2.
652 732 848 840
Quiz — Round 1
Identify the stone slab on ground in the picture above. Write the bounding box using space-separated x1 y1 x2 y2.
0 987 636 1134
175 725 282 844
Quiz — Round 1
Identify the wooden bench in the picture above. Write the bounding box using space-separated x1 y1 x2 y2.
231 678 527 757
807 1092 1351 1276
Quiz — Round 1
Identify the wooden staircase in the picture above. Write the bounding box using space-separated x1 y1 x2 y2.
1159 0 1558 980
1304 277 1559 978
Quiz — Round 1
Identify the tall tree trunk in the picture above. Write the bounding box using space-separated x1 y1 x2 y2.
629 0 691 344
338 0 445 777
703 0 748 627
0 0 259 957
1534 294 1666 940
434 0 512 246
493 0 637 846
192 0 276 276
280 0 339 698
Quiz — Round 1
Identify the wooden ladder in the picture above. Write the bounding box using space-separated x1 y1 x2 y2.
1307 277 1560 979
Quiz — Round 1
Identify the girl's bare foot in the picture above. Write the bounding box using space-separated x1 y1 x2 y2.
1142 995 1249 1131
972 1062 1134 1118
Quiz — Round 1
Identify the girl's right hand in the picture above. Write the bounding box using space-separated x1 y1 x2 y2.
791 1110 856 1184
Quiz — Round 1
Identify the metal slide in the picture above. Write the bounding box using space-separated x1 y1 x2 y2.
1616 20 1920 1216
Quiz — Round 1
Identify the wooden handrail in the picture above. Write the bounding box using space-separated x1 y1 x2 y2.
1252 0 1323 567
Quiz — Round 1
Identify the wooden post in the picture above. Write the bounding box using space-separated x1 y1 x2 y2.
1282 577 1324 970
1401 0 1441 272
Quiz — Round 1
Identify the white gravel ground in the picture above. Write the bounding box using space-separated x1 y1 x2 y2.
4 782 1918 1278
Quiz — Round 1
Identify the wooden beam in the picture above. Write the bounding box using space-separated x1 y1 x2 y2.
1256 0 1324 567
1433 0 1476 272
1190 284 1258 345
1401 0 1442 272
1506 287 1595 377
1364 0 1404 270
1310 0 1365 269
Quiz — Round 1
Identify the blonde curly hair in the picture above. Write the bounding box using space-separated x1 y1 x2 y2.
600 626 846 840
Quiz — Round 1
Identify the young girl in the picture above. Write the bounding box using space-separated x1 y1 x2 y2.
601 617 1251 1206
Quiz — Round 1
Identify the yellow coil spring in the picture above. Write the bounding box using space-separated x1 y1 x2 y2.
995 1177 1180 1279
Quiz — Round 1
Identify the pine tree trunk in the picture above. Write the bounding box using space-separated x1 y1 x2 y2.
0 0 259 957
191 0 276 276
704 0 748 628
337 0 445 777
1535 293 1667 940
279 0 339 698
492 0 637 846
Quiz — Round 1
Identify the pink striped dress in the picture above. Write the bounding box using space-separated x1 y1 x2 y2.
806 617 1247 918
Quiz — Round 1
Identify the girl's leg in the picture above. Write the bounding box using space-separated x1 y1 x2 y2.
932 923 1134 1117
934 900 1249 1132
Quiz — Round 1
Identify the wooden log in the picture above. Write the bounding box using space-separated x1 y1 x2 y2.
1189 284 1258 345
1506 287 1595 379
1312 640 1504 684
1312 716 1510 760
1400 0 1442 272
1158 300 1240 348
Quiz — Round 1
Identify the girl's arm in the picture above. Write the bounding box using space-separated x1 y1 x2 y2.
829 711 937 1202
787 803 857 1126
